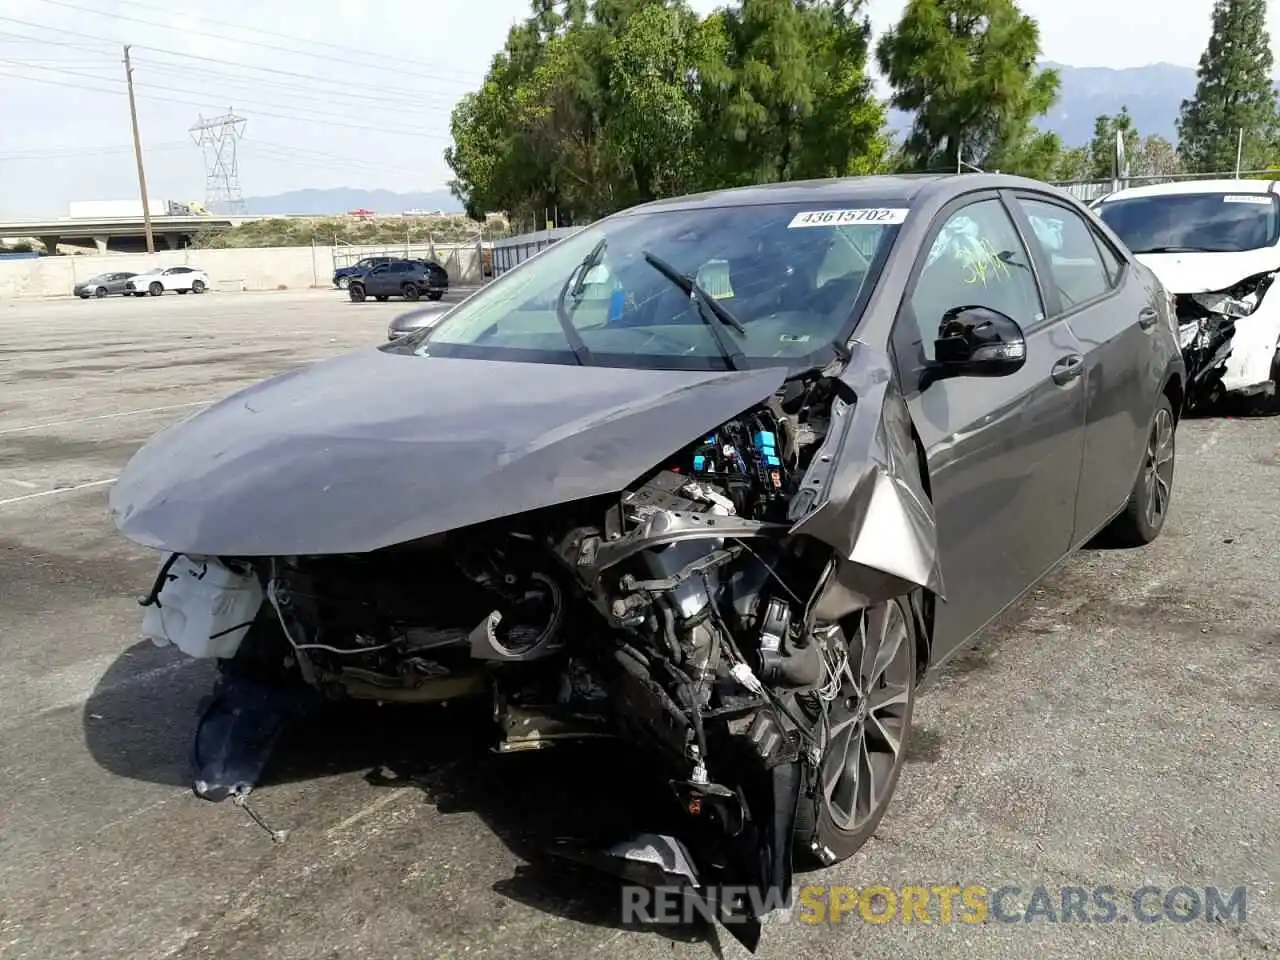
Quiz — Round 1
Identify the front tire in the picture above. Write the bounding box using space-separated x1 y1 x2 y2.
148 282 163 297
1101 394 1175 546
348 283 366 303
793 596 917 867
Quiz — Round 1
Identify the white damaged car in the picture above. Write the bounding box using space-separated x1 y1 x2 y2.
1096 179 1280 411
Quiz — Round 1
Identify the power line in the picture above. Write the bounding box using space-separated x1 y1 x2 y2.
131 59 458 113
0 59 455 136
31 0 484 88
66 0 488 78
0 29 114 51
0 141 189 160
0 53 455 117
0 17 479 101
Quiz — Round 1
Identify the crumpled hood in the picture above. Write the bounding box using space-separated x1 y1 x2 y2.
109 347 786 556
1138 248 1280 294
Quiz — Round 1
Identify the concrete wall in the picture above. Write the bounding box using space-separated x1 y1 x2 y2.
0 243 484 300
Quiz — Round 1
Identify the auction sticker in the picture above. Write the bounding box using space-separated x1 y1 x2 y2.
788 208 909 228
1223 194 1272 204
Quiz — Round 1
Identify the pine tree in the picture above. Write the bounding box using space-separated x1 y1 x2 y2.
875 0 1061 178
1177 0 1280 173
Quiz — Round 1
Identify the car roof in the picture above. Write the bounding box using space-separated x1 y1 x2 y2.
1099 178 1280 202
617 172 1072 214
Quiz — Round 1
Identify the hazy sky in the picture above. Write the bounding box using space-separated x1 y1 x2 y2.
0 0 1263 217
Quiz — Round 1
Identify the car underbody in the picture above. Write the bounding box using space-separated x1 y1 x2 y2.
131 347 941 951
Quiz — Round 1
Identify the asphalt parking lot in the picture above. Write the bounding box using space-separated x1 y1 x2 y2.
0 288 1276 960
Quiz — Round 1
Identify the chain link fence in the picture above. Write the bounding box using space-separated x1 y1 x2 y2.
1052 167 1280 203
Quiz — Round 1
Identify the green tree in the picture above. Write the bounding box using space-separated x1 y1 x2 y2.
444 0 888 223
1087 107 1140 179
875 0 1061 178
1135 134 1181 178
1177 0 1280 172
1054 145 1090 181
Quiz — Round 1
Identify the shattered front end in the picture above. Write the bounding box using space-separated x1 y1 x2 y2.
117 345 940 952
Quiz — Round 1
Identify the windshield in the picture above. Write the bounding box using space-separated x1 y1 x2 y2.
406 201 904 370
1097 192 1280 253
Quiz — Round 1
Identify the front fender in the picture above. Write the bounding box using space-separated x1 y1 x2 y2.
787 341 944 615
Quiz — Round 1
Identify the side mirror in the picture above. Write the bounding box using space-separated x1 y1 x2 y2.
926 305 1026 384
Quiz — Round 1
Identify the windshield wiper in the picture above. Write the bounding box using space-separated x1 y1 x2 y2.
570 237 607 299
554 241 606 365
641 251 747 370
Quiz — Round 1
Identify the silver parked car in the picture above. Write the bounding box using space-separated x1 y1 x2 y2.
73 272 138 298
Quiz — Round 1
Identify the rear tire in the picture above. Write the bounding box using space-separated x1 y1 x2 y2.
348 283 366 303
402 283 420 302
192 280 206 294
793 596 917 868
427 290 444 301
1100 394 1175 547
148 282 163 297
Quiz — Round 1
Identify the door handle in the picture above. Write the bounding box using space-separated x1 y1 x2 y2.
1051 354 1084 385
1138 306 1159 330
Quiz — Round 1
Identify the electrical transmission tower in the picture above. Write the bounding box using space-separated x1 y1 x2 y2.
190 112 247 214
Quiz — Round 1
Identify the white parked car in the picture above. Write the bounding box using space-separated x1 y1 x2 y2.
125 266 210 297
1094 178 1280 410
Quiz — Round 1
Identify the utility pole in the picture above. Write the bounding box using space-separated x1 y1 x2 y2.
1235 128 1244 177
123 45 155 254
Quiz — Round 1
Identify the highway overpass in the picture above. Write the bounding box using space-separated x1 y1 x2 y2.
0 214 247 254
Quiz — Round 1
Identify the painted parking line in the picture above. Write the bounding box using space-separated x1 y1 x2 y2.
0 402 210 437
0 477 116 507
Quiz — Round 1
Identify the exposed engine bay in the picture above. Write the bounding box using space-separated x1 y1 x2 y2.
139 371 917 950
1173 270 1280 412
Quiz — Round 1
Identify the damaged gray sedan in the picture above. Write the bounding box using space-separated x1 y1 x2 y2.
109 173 1184 951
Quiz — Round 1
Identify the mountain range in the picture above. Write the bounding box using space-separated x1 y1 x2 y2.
243 62 1217 215
885 61 1201 146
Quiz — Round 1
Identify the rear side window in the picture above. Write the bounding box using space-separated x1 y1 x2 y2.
1094 232 1124 287
1016 198 1112 309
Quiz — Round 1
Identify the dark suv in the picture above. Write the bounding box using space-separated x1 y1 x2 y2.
333 256 400 289
348 260 448 303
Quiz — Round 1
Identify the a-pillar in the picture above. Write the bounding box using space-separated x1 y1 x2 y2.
93 236 109 254
39 236 61 255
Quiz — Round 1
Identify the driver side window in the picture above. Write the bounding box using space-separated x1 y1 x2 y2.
905 199 1044 363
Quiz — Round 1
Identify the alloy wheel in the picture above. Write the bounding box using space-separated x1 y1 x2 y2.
1143 406 1174 529
819 600 913 834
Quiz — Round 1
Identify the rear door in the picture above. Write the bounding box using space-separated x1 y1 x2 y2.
890 192 1087 662
365 263 391 294
1007 191 1152 541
